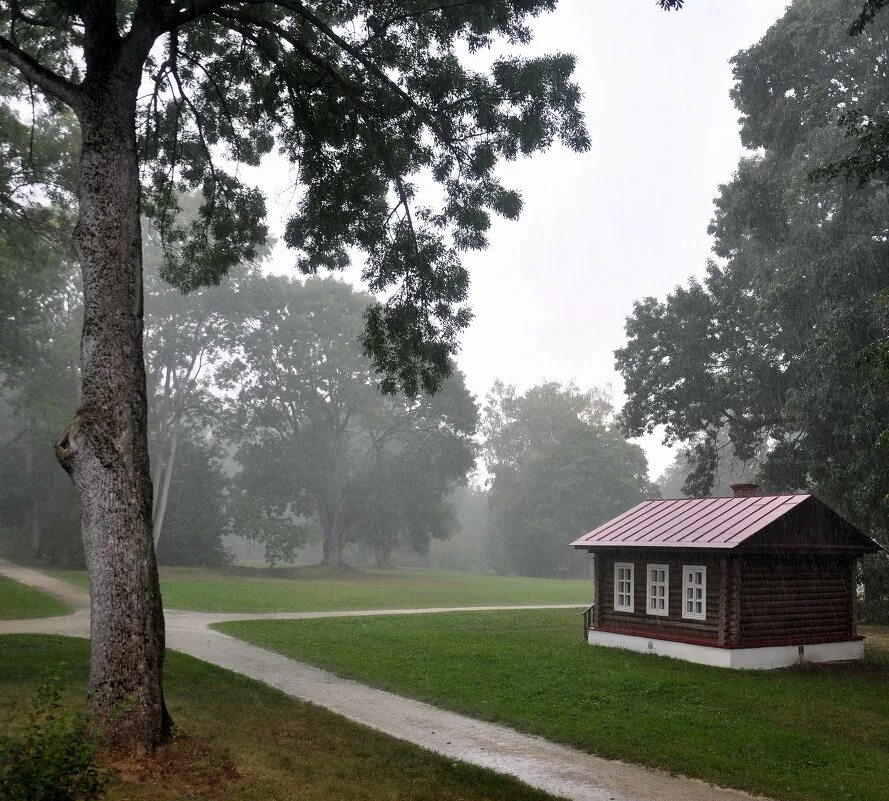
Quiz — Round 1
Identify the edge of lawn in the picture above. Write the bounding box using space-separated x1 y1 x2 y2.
0 574 71 619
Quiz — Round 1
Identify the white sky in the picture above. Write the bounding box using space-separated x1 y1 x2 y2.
256 0 789 482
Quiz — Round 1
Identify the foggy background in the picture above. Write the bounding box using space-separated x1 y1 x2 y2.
252 0 789 480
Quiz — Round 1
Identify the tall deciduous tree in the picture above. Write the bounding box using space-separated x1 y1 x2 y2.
221 276 477 567
616 0 889 616
143 221 260 552
0 0 596 750
483 381 657 577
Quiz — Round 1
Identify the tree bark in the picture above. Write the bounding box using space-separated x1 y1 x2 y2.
321 522 344 566
320 501 346 567
56 73 169 753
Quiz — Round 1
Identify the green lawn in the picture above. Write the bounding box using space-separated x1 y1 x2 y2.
218 610 889 801
0 575 70 619
49 566 590 612
0 634 561 801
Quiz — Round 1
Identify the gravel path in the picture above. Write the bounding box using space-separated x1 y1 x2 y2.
0 560 768 801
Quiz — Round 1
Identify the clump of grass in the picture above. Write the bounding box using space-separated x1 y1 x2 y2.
0 667 107 801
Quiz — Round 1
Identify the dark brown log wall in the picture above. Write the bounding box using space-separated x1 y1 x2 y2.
737 554 857 647
596 550 724 645
592 552 604 629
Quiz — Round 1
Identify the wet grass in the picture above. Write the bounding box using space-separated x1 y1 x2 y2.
218 611 889 801
0 575 70 619
0 634 563 801
48 566 590 612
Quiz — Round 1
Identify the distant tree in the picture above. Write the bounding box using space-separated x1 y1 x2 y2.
220 277 477 567
0 210 235 570
0 99 78 370
656 452 691 500
143 221 261 553
616 0 889 617
484 381 657 577
0 228 81 564
154 431 231 567
656 430 764 499
482 380 612 475
427 486 491 571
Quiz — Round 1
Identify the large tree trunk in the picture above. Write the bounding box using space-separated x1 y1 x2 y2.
321 522 344 567
56 75 169 753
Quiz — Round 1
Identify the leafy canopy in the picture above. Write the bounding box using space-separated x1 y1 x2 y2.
483 381 656 577
616 0 889 542
0 0 602 396
219 276 478 565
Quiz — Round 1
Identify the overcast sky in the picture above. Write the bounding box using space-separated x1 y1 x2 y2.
259 0 790 482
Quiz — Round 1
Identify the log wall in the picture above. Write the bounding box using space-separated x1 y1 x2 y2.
737 554 857 647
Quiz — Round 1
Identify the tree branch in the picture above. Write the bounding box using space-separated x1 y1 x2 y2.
0 35 81 109
280 0 454 143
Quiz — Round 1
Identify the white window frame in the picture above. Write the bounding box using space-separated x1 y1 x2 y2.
682 565 707 621
613 562 634 613
646 564 669 617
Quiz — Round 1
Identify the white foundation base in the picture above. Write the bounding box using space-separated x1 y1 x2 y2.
587 629 864 670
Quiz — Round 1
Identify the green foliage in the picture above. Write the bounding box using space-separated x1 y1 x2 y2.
154 434 232 567
849 0 889 32
483 382 657 577
0 1 593 395
219 276 477 566
656 430 765 499
0 213 82 566
0 669 106 801
426 486 491 571
616 0 889 606
220 610 889 801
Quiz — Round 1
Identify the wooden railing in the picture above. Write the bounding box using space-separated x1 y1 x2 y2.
582 604 594 640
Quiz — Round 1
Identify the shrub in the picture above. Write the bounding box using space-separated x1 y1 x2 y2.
0 669 107 801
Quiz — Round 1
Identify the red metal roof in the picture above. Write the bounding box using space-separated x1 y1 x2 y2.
570 494 812 550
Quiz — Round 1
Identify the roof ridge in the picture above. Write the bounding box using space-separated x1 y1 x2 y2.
646 493 811 502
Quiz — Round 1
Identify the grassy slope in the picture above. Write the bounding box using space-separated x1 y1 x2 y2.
0 575 69 619
49 566 590 612
218 611 889 801
0 634 562 801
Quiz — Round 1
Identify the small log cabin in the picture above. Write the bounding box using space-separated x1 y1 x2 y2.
570 484 881 669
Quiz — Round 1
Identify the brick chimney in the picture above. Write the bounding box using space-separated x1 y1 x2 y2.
731 483 760 498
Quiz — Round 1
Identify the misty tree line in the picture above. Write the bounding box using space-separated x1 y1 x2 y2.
0 217 657 575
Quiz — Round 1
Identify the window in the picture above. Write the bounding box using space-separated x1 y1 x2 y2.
614 562 634 613
646 564 669 616
682 565 707 620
